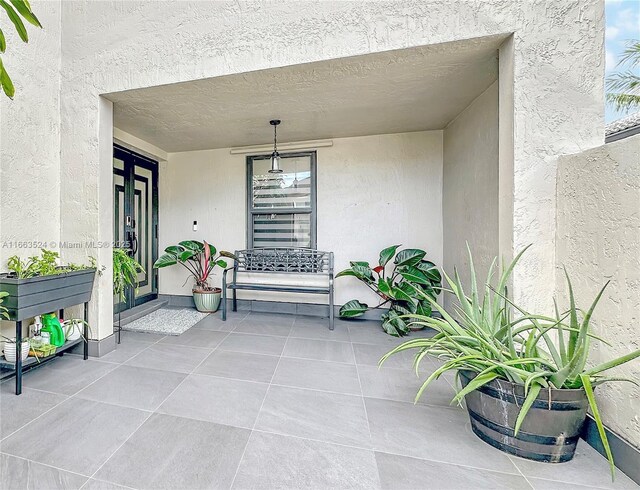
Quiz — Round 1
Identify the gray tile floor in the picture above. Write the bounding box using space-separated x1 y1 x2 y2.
1 311 638 490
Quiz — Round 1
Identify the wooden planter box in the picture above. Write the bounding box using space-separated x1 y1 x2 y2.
0 269 96 321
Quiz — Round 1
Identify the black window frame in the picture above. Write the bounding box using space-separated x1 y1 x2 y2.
246 151 318 249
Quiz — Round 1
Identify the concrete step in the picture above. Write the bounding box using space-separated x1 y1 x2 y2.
113 298 169 327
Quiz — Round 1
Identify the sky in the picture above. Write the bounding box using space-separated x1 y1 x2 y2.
605 0 640 122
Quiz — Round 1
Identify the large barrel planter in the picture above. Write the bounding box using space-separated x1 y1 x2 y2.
193 288 221 313
459 370 589 463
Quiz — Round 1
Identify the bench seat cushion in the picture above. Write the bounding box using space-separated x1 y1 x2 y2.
228 282 330 294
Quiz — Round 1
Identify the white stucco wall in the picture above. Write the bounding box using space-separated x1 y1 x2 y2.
159 131 443 307
0 1 62 339
0 0 604 341
0 0 61 263
556 135 640 448
442 82 499 308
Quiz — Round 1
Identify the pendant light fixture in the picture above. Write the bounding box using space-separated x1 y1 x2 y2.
269 119 282 173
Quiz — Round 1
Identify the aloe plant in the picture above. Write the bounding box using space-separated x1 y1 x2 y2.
153 240 235 292
337 245 442 336
381 247 640 477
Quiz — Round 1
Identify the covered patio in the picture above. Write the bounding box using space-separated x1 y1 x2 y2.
2 311 634 489
2 2 638 487
101 35 507 342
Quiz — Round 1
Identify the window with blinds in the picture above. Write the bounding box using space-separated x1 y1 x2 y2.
247 152 317 249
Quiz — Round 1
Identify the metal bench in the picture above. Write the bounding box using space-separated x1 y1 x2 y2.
222 248 335 329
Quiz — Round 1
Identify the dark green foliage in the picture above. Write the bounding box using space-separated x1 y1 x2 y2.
336 246 442 336
113 248 144 301
153 240 235 291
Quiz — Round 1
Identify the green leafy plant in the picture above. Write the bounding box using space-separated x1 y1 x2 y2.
66 257 103 274
153 240 235 292
1 0 42 98
606 40 640 113
336 245 442 336
6 249 97 278
29 248 58 276
0 290 9 319
6 254 35 278
113 248 144 301
381 247 640 477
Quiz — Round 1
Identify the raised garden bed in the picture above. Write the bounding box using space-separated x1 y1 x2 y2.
0 268 96 321
0 268 95 395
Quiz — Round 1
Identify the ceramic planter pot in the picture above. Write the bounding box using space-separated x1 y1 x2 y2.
459 370 589 463
3 340 30 363
193 288 221 313
61 320 83 341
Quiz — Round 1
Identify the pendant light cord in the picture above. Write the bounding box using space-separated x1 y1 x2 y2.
273 123 278 154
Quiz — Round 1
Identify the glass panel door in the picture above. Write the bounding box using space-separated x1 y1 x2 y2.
113 145 159 313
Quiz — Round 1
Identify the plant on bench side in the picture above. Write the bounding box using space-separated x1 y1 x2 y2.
153 240 236 313
337 245 442 336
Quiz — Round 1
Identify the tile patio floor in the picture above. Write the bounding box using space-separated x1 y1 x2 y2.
0 311 638 489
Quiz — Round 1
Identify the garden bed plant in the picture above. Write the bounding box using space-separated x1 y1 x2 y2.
4 249 97 279
336 245 442 336
381 247 640 477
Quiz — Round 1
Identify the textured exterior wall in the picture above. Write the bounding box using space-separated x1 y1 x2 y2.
556 135 640 448
443 82 499 309
0 1 604 340
160 131 443 307
0 0 61 262
0 0 62 339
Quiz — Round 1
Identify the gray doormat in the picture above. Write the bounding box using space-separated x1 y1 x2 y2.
122 308 209 336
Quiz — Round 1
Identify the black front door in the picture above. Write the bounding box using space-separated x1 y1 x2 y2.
113 145 159 313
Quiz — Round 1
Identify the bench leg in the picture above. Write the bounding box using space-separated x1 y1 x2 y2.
329 288 335 331
222 286 227 321
232 289 237 312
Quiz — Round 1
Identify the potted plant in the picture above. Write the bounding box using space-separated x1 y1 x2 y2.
153 240 235 313
1 336 30 363
113 248 144 301
61 318 90 342
0 250 97 322
336 245 442 336
382 247 640 477
112 248 145 343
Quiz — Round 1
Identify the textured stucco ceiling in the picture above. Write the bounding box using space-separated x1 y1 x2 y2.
105 36 503 152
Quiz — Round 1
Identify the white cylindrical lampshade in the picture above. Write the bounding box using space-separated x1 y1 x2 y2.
269 152 282 173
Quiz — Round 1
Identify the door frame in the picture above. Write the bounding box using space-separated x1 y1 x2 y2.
113 144 159 313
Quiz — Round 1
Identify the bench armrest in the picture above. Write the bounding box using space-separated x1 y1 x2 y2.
222 266 235 287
